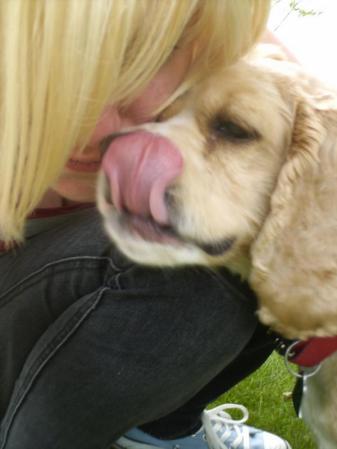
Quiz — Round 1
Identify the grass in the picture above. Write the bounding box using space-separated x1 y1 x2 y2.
211 352 317 449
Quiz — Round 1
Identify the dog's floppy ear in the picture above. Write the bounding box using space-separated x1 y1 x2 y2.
250 97 337 339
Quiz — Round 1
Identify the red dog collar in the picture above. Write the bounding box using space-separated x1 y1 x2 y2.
289 336 337 367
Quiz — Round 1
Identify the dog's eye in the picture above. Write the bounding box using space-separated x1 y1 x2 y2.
212 118 257 142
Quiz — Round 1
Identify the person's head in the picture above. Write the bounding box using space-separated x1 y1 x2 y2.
0 0 271 243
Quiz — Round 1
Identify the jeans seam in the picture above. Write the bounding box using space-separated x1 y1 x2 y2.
113 272 125 290
0 287 109 449
0 256 120 306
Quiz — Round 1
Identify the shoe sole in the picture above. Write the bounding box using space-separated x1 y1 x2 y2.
112 437 162 449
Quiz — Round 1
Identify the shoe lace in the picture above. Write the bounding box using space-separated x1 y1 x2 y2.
201 404 250 449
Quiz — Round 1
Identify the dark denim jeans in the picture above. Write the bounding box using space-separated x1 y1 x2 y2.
0 208 274 449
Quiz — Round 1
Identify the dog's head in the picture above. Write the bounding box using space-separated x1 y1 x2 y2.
98 55 294 273
98 48 337 339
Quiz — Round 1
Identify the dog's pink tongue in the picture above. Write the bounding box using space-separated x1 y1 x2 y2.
102 131 183 225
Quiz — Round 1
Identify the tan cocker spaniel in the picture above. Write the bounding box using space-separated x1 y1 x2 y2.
98 46 337 449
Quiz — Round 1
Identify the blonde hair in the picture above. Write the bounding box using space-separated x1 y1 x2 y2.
0 0 271 242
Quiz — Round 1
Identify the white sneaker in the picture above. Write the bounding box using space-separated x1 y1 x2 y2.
203 404 291 449
113 404 292 449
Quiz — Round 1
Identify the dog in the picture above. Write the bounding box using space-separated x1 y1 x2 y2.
97 46 337 448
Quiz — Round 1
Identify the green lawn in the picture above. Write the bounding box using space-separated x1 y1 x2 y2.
211 352 317 449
